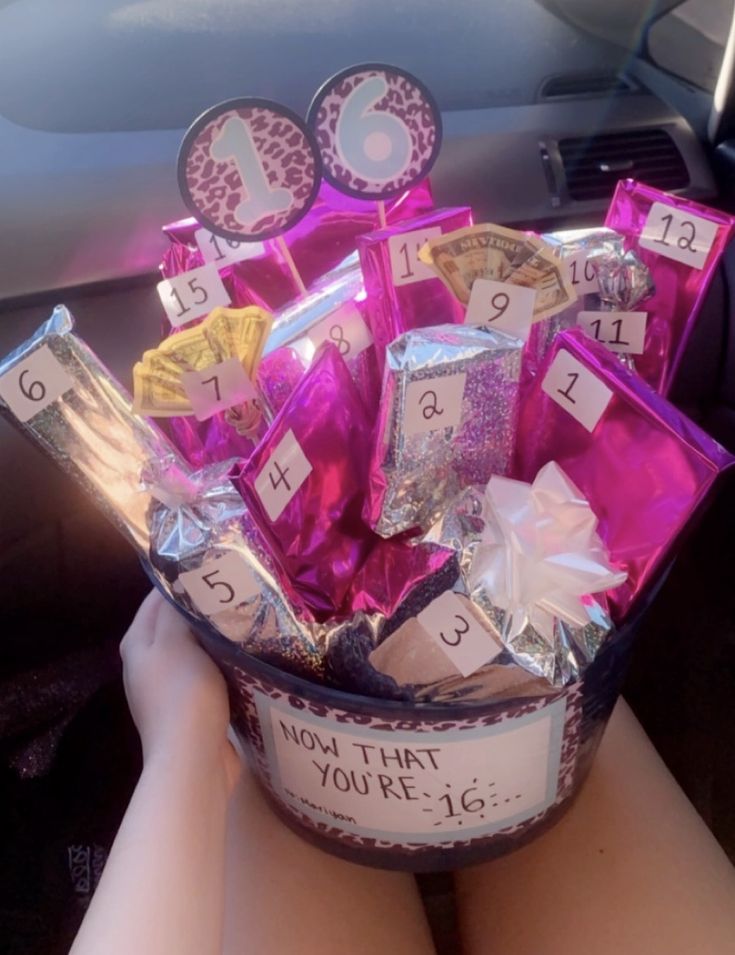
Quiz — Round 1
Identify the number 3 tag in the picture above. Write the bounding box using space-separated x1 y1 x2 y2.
0 345 73 423
179 551 260 617
417 591 502 677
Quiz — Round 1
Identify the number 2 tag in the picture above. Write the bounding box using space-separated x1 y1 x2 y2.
179 551 260 617
404 372 466 437
254 429 312 521
388 226 441 287
181 357 257 421
157 264 231 329
541 349 612 432
417 591 502 677
640 201 718 270
0 345 73 423
464 278 536 340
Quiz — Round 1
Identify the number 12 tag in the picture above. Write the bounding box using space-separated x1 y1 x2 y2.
179 551 260 617
640 201 718 270
0 345 73 423
254 429 313 521
541 349 612 432
417 591 502 677
181 357 257 421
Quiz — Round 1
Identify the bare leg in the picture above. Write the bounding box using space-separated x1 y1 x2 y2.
455 699 735 955
222 766 436 955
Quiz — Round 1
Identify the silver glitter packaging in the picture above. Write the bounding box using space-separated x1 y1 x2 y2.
364 323 523 538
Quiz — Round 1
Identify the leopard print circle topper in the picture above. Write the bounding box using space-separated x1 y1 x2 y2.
178 98 322 243
308 64 442 200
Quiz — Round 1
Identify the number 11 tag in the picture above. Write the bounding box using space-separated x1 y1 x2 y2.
254 429 312 521
417 591 502 677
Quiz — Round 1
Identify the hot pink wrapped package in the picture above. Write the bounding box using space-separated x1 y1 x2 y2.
604 180 735 395
357 207 473 373
515 327 733 622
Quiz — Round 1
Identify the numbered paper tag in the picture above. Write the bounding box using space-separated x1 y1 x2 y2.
541 349 613 432
307 303 374 360
388 226 442 287
465 278 536 340
417 591 502 678
181 357 257 421
254 429 312 521
640 201 718 270
256 690 566 843
195 228 266 267
179 551 260 617
404 373 466 436
577 310 647 355
157 264 231 329
0 345 73 423
565 250 599 295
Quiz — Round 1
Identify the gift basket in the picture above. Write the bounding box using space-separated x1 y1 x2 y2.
2 64 734 871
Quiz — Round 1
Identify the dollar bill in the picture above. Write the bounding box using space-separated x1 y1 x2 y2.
132 362 190 416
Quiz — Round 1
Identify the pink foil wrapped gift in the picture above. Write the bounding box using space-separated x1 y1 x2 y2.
357 207 473 374
604 179 735 395
515 327 733 622
231 343 374 620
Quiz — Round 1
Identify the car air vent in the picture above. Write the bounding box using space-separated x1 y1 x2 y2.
540 73 637 100
558 129 689 201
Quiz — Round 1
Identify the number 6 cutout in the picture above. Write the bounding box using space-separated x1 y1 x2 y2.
307 63 443 200
178 98 323 242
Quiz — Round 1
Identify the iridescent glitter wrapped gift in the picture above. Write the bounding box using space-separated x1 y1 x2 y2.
516 327 734 622
357 206 473 374
365 324 523 538
0 306 186 555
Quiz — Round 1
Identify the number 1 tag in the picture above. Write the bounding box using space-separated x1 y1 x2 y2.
541 349 612 432
179 551 260 617
464 278 536 340
254 429 312 521
181 357 257 421
640 201 718 270
388 226 441 287
0 345 73 423
404 373 466 437
417 591 502 677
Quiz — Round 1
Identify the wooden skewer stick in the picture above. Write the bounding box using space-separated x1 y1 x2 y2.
276 235 307 297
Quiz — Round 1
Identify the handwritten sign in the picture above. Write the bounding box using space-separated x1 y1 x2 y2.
179 551 260 617
577 310 647 355
465 278 536 340
254 428 312 521
256 690 567 843
640 201 718 270
388 226 442 286
404 372 466 437
541 349 612 432
157 264 230 328
308 63 442 200
0 345 73 423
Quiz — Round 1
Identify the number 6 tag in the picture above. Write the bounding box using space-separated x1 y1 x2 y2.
0 345 73 423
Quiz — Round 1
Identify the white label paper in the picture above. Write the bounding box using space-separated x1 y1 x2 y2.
179 551 260 616
639 201 718 270
256 691 566 843
181 357 257 421
254 428 312 521
157 264 231 328
195 228 266 266
565 250 599 295
417 592 503 678
0 345 74 423
577 310 647 355
388 226 442 287
404 373 466 437
465 278 536 340
307 303 373 359
541 349 613 432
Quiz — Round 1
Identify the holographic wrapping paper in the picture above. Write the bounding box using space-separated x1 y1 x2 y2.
357 206 473 375
0 306 186 555
515 327 734 622
365 324 523 537
604 179 735 395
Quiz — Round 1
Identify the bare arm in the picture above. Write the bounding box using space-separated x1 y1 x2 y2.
70 591 238 955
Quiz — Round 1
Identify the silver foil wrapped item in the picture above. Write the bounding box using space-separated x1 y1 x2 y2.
364 324 523 538
0 306 186 554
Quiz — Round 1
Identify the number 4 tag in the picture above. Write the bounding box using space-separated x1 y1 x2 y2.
254 429 312 521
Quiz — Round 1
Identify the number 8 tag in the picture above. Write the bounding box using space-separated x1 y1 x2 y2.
0 345 73 423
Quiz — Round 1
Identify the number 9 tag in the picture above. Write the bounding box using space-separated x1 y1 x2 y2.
0 345 73 423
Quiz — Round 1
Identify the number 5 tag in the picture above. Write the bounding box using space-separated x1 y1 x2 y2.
178 551 260 617
0 345 73 423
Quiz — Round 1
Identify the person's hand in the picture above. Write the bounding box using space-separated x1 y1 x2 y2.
120 590 239 786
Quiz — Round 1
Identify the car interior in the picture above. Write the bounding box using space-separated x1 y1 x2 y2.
2 1 735 951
